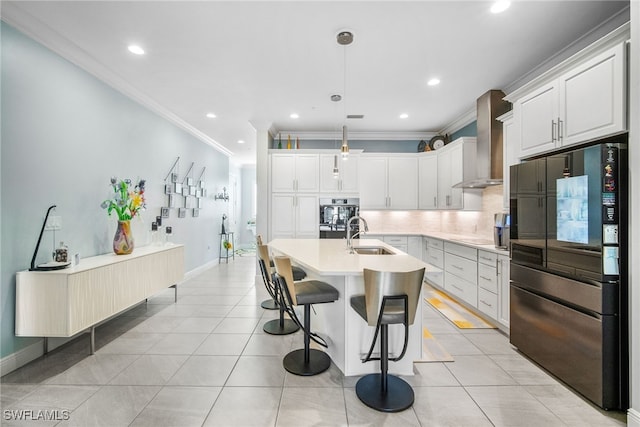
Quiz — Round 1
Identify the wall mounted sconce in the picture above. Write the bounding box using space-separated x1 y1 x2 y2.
214 187 229 201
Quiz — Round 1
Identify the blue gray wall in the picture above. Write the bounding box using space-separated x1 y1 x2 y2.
1 23 229 359
450 121 477 141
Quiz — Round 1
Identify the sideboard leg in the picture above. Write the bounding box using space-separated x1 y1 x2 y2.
171 284 177 303
43 337 48 355
89 327 96 355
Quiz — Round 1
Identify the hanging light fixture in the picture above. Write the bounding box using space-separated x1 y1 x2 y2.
337 30 353 159
333 155 340 178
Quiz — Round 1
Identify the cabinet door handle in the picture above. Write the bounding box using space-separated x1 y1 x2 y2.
551 120 556 142
446 195 450 206
452 284 463 292
480 299 492 308
479 275 493 282
434 196 437 207
452 264 463 271
558 117 563 141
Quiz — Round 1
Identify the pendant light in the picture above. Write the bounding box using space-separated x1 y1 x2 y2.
333 155 340 178
337 30 353 159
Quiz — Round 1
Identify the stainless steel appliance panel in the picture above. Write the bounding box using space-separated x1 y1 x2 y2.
510 285 620 409
319 198 359 239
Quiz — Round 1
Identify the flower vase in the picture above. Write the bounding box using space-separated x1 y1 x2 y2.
113 220 134 255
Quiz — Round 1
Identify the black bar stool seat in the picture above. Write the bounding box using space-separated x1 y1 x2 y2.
350 267 425 413
274 256 339 376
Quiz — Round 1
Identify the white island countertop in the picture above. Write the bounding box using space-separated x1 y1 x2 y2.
269 238 437 276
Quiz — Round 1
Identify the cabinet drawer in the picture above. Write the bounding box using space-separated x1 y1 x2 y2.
426 248 444 269
426 238 444 250
444 242 477 261
445 253 477 285
390 244 408 253
478 263 498 293
444 272 477 307
478 288 498 320
478 250 498 266
384 235 408 245
425 271 443 288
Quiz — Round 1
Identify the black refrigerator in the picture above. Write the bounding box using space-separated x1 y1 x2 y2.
509 136 628 410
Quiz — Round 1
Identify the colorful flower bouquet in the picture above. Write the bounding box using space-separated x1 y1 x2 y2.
101 177 146 220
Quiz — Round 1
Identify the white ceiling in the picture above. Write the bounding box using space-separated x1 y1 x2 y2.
2 1 630 165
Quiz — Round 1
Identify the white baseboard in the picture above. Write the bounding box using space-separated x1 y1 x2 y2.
628 408 640 427
183 258 219 281
0 339 44 377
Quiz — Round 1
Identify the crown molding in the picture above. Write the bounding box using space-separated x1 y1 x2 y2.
438 106 476 136
1 3 233 157
275 130 437 141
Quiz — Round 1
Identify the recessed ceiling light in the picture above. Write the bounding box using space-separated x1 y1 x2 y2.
237 140 245 144
290 113 299 119
206 113 216 118
399 113 409 119
427 78 440 86
127 45 145 55
490 1 510 14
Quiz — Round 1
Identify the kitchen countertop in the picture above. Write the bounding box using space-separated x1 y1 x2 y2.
363 231 510 255
268 238 436 276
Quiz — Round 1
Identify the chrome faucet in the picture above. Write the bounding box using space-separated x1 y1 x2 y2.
347 215 369 252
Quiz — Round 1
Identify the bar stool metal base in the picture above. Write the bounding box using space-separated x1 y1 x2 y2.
355 373 414 412
260 299 278 310
263 318 299 335
283 348 331 376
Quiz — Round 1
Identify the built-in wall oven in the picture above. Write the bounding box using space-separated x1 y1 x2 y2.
319 198 359 239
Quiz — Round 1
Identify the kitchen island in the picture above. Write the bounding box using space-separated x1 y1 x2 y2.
269 238 436 376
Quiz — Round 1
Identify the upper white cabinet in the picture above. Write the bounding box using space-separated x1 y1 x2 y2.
359 155 418 209
498 110 517 210
436 138 482 210
418 153 438 210
271 153 319 193
319 153 359 193
511 38 627 159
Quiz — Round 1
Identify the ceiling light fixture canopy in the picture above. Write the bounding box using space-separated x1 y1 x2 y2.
337 30 353 159
127 45 145 55
491 1 511 14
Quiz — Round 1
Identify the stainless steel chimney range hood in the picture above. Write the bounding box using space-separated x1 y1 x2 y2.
453 90 511 189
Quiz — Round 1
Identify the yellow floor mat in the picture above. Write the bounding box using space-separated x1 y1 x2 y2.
425 287 496 329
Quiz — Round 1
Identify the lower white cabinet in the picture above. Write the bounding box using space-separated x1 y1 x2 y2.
477 249 510 327
424 238 444 287
444 242 478 307
271 194 318 239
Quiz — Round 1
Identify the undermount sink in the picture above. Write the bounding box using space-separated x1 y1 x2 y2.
352 246 395 255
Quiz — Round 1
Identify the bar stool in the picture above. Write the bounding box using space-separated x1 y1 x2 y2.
257 244 299 335
350 267 425 412
256 235 306 310
273 256 339 376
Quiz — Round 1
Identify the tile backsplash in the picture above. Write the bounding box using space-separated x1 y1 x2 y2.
361 185 505 240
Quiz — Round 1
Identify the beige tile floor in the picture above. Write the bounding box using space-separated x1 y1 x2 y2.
1 254 628 426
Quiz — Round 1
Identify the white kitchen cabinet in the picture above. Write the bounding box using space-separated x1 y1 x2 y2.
513 41 626 158
418 153 438 209
436 138 481 210
424 238 444 288
359 155 418 209
271 153 319 193
497 254 510 327
271 193 318 239
383 235 408 253
559 42 626 146
443 242 478 307
319 153 359 193
408 236 423 259
497 110 518 210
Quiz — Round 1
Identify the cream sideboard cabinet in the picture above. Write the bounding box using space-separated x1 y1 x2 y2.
16 244 184 353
